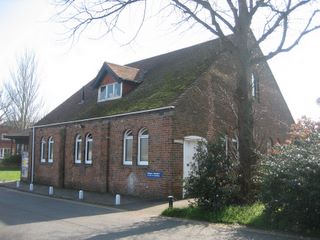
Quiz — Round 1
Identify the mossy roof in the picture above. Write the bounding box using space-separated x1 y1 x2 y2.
36 38 223 126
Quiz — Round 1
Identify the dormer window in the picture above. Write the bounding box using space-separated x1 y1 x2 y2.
98 82 122 102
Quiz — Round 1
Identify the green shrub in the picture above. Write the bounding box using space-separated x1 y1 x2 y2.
0 154 21 167
184 137 240 211
259 118 320 233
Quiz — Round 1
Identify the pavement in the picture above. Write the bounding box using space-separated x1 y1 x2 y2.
0 180 189 214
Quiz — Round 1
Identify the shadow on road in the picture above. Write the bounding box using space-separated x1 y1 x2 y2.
85 216 295 240
0 188 114 226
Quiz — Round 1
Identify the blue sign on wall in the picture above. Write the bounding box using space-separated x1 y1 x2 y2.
146 171 163 179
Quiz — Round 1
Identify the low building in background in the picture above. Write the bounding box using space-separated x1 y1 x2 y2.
0 125 17 160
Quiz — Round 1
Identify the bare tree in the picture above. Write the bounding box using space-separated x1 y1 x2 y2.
0 89 10 124
54 0 320 201
3 50 43 130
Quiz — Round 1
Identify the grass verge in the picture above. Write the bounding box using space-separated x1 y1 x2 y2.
162 203 320 237
162 202 266 227
0 166 20 181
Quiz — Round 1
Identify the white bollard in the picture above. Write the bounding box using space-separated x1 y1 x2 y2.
115 194 121 205
29 183 34 191
79 190 84 200
49 186 54 196
16 181 20 188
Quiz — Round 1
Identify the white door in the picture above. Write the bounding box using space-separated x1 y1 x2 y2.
183 136 205 196
183 139 198 179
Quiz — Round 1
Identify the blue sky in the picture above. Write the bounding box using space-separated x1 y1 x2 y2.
0 0 319 121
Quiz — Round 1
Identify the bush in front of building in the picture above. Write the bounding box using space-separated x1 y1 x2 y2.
259 118 320 234
0 154 21 168
184 137 241 211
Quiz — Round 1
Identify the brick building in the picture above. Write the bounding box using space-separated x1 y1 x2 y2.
29 39 294 199
0 125 17 160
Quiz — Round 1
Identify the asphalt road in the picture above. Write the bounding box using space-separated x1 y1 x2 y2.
0 187 308 240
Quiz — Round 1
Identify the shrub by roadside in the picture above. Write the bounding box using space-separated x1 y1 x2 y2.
259 118 320 234
0 154 21 168
184 137 241 211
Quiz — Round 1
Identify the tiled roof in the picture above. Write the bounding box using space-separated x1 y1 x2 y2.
35 38 223 126
106 63 140 82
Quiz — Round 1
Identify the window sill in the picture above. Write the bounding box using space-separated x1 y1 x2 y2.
137 162 149 167
98 96 122 103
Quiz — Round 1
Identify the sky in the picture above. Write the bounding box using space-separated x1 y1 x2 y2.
0 0 319 121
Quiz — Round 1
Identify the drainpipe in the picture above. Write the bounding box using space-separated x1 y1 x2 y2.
31 126 35 184
106 121 111 192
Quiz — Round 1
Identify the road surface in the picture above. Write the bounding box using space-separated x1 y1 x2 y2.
0 187 305 240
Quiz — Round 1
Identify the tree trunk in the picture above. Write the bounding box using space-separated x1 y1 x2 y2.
235 1 255 203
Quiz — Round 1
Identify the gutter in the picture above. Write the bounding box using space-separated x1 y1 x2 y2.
34 105 175 129
30 105 175 183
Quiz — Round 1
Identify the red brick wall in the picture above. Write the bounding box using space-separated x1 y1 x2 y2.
63 121 109 192
107 111 174 199
32 110 176 199
33 127 65 187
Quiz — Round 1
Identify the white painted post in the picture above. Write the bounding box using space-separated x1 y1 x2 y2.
16 181 20 188
29 183 34 191
115 194 121 205
79 190 84 200
49 186 54 196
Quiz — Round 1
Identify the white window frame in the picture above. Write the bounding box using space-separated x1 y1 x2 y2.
74 134 82 164
0 149 4 159
1 133 10 141
40 138 46 163
0 148 10 159
123 130 133 165
48 136 54 163
98 82 122 102
138 128 149 166
85 133 93 165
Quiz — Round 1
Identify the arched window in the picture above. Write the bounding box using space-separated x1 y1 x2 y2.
74 134 82 164
48 136 54 163
123 130 133 165
85 133 93 164
40 137 46 163
138 128 149 165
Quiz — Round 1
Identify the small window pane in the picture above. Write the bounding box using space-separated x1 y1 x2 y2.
40 139 46 162
48 141 53 161
75 135 82 163
140 138 148 162
100 86 106 100
87 141 92 161
107 85 113 98
85 134 93 164
125 138 133 162
114 83 121 97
